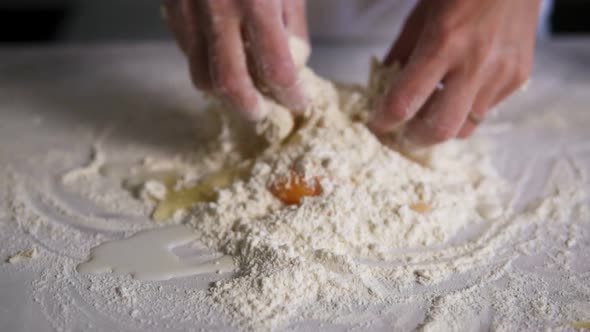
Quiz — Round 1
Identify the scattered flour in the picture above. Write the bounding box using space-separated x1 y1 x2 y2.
1 41 589 332
126 37 510 329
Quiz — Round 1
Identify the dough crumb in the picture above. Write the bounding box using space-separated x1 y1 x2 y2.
6 247 38 264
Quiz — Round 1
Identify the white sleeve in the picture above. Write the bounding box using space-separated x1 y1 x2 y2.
308 0 554 42
307 0 415 42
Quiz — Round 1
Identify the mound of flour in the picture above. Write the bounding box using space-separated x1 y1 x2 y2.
147 38 507 329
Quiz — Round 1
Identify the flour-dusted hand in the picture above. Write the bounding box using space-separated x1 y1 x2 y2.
162 0 308 120
368 0 541 148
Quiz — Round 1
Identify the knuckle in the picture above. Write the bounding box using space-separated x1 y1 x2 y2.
431 20 466 54
471 37 493 65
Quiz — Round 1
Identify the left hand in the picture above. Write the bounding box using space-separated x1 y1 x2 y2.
162 0 308 121
368 0 541 148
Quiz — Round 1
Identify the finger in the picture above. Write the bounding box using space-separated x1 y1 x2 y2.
457 64 511 138
282 0 308 42
456 87 498 139
242 0 306 112
491 65 531 107
383 0 430 66
184 0 213 91
458 55 532 138
368 45 450 135
202 1 261 120
402 68 479 147
187 33 213 91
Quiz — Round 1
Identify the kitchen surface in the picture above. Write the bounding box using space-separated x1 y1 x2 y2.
1 39 590 330
1 1 590 331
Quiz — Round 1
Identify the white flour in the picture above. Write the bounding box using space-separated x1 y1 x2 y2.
1 43 590 332
179 97 502 328
120 39 544 329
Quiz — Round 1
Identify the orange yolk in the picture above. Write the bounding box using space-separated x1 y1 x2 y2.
410 201 431 214
269 171 321 205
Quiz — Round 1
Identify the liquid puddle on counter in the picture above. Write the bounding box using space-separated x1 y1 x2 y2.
77 225 235 281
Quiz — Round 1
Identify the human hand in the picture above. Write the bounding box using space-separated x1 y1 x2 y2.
162 0 308 120
368 0 541 148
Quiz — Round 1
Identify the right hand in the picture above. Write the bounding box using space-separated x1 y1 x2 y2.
368 0 539 148
162 0 308 120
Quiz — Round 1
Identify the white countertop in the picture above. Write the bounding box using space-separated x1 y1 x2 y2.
1 40 589 331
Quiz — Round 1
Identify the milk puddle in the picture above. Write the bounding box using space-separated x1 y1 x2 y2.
77 225 235 281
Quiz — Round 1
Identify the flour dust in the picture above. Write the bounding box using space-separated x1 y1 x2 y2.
2 40 589 331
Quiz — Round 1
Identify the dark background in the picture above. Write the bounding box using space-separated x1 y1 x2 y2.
551 0 590 34
0 0 588 44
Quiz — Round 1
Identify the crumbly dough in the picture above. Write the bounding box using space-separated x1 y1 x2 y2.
145 36 507 329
